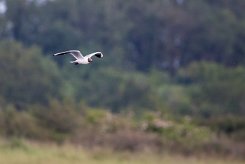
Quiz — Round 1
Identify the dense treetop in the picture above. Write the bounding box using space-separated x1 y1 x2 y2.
0 0 244 71
0 0 244 118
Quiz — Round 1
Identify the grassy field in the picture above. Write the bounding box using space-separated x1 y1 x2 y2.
0 140 244 164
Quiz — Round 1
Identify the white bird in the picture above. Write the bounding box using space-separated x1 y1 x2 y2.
53 50 103 65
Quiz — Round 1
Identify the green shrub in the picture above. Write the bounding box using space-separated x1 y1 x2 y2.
0 105 45 139
33 100 80 142
0 41 62 107
205 116 245 141
145 118 212 146
177 62 245 117
84 109 108 125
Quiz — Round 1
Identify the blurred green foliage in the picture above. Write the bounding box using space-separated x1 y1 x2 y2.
178 62 245 117
0 41 62 108
1 0 244 69
0 0 244 157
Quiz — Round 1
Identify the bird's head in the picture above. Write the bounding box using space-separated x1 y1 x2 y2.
88 57 93 63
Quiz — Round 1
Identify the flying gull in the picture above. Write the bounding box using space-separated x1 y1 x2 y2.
53 50 103 65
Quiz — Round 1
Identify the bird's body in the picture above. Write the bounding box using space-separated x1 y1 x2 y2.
53 50 103 65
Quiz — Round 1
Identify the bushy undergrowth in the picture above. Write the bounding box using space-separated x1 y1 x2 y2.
0 102 244 158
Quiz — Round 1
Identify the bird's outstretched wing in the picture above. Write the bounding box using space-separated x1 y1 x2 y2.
86 52 103 59
53 50 83 59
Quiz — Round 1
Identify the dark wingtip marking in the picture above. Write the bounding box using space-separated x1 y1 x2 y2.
95 53 103 58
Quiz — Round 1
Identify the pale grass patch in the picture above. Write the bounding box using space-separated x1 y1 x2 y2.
0 140 243 164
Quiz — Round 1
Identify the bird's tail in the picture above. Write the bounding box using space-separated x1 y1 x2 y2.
70 61 78 65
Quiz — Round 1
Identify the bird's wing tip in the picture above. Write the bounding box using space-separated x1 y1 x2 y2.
99 52 103 58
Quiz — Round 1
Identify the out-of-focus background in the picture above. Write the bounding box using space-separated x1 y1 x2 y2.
0 0 244 163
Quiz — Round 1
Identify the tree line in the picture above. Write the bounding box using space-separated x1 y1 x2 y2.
0 0 244 72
